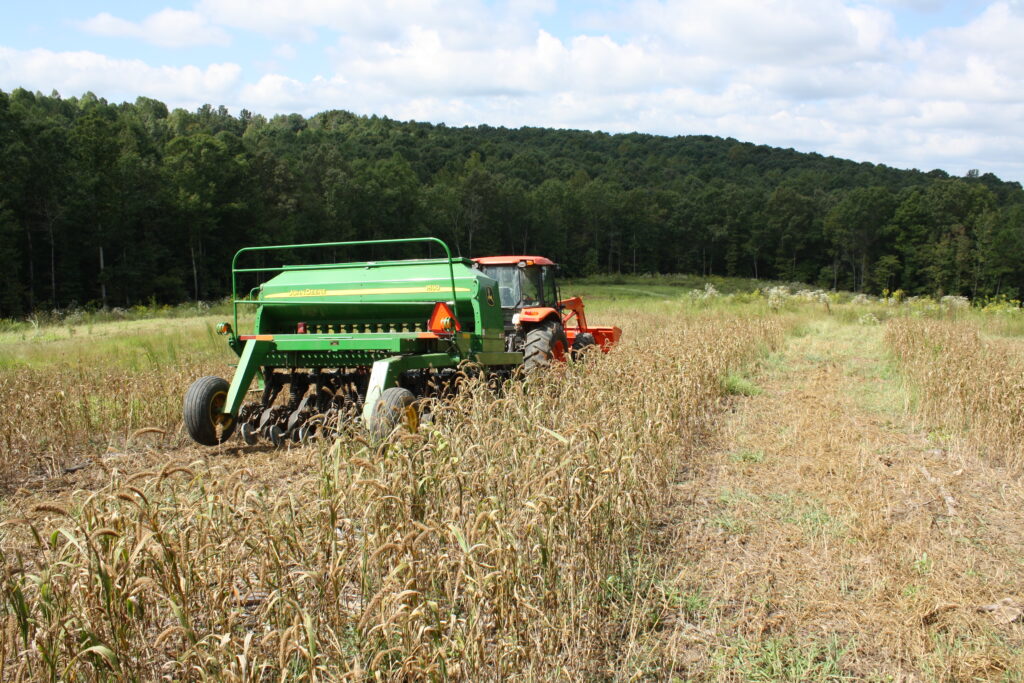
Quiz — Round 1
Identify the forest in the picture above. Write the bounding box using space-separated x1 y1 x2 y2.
1 87 1023 316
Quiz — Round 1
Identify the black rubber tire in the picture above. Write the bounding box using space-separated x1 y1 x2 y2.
367 387 418 439
183 376 236 446
522 320 568 374
571 332 597 359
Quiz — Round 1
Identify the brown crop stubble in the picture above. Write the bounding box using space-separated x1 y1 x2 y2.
0 307 782 680
0 326 228 489
886 318 1024 472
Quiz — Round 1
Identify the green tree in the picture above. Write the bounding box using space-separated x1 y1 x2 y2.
3 89 1024 315
164 133 242 300
823 187 896 291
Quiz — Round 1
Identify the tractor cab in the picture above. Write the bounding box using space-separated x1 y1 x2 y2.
472 256 560 330
474 256 558 309
471 253 622 366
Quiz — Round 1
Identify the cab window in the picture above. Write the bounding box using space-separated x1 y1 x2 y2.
479 263 553 307
481 265 520 307
542 266 558 306
519 266 543 306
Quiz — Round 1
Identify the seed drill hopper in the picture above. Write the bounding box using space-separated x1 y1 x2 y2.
183 238 521 445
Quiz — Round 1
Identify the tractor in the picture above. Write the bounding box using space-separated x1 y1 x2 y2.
472 256 621 372
182 238 619 447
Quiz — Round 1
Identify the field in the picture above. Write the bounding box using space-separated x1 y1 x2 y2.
2 283 1024 680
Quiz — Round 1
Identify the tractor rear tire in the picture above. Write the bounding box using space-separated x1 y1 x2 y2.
184 376 236 446
523 320 568 374
367 387 419 439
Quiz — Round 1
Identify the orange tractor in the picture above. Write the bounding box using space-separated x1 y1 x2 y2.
472 256 621 372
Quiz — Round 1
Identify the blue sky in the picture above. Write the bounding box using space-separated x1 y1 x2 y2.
2 1 1023 182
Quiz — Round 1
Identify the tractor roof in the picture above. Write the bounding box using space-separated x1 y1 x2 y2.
472 256 556 267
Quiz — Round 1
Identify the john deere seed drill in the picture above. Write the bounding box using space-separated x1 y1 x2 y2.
183 238 521 445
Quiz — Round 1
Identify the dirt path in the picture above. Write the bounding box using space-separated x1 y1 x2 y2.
656 318 1024 680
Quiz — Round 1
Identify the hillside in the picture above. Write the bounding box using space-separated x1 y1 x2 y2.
1 88 1023 317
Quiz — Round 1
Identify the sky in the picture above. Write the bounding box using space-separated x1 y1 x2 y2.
1 0 1023 182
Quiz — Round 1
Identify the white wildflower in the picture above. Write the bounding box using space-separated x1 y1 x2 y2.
859 313 880 325
940 295 969 311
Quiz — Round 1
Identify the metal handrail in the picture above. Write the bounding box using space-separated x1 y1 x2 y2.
230 237 459 333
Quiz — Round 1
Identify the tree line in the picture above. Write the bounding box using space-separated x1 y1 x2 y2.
1 88 1023 316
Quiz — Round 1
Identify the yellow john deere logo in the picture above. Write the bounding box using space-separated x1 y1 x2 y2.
486 287 495 306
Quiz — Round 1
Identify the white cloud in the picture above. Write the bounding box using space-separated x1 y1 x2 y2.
6 0 1021 180
273 43 297 60
908 1 1024 102
80 9 231 48
606 0 901 67
0 47 241 107
299 0 1020 179
329 27 723 100
869 0 949 9
240 73 351 112
196 0 538 47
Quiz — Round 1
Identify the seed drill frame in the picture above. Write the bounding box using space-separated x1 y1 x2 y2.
184 237 522 445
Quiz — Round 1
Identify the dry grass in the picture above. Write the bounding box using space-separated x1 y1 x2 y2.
0 302 783 680
648 319 1024 680
886 318 1024 473
6 295 1024 681
0 319 230 488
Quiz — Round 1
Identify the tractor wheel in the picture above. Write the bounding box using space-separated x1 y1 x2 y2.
184 376 236 446
367 387 419 439
523 320 568 374
571 332 597 360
